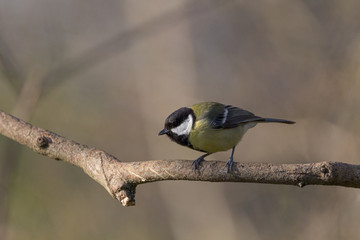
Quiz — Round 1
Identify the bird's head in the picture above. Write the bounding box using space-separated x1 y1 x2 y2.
158 107 195 146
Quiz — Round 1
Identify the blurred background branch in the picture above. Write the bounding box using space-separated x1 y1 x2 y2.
40 0 233 96
0 33 24 94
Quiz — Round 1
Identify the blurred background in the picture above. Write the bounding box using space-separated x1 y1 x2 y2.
1 0 360 239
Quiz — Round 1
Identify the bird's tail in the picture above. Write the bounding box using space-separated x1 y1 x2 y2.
260 118 295 124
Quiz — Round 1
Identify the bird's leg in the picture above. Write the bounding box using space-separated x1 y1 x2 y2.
192 153 211 172
225 146 236 173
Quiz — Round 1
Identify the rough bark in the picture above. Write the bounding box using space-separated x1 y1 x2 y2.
1 110 360 206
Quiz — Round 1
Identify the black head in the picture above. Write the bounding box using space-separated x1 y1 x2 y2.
158 107 195 147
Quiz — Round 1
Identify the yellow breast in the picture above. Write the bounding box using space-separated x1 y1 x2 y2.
189 119 256 153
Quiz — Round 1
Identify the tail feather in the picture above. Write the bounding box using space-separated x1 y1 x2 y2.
260 118 295 124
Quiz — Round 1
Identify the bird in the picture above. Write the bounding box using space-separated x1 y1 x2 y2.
158 102 295 173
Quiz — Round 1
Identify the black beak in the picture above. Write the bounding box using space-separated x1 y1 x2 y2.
158 129 169 136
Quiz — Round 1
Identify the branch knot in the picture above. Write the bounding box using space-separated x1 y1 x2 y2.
36 135 52 148
320 163 331 178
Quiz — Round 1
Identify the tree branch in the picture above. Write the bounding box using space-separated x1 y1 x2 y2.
1 110 360 207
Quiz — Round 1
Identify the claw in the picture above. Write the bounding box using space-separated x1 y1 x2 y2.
192 153 210 172
192 157 204 171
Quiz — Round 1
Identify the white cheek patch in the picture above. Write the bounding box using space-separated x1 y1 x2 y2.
171 114 193 136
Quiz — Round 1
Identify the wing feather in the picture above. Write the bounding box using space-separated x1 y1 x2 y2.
211 105 263 129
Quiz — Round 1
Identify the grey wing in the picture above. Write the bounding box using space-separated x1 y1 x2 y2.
211 105 263 129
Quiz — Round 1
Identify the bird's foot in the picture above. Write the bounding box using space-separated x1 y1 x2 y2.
192 156 205 172
225 157 234 173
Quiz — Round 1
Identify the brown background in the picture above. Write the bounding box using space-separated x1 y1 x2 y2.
1 0 360 239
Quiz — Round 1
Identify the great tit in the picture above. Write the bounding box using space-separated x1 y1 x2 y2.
158 102 295 172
